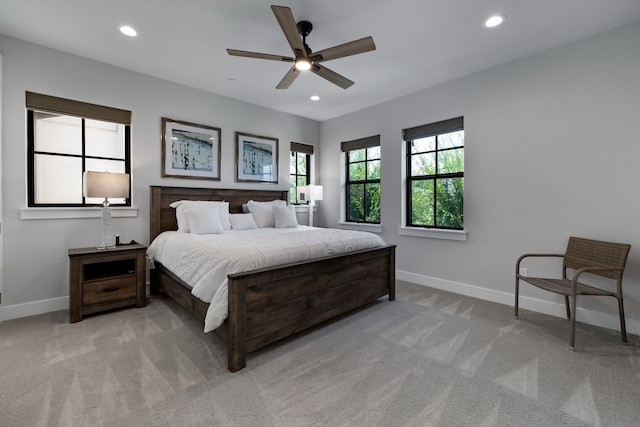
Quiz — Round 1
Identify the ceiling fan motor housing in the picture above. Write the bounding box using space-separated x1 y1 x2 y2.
297 21 313 37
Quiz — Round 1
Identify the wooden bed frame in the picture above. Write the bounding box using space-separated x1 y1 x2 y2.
149 185 396 372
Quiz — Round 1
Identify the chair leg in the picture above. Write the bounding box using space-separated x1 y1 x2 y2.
569 294 577 351
564 295 571 319
618 297 628 344
514 277 520 319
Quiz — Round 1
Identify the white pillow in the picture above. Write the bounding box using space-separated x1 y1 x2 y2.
247 199 287 228
170 200 231 231
184 205 225 234
217 201 232 230
230 213 258 230
273 205 298 228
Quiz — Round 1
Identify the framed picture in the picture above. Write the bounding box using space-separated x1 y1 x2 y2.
235 131 279 183
162 117 221 180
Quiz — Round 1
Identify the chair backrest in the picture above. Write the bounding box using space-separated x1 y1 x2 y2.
563 237 631 280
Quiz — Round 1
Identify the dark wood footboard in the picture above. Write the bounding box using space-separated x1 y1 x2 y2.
150 244 395 372
226 245 395 372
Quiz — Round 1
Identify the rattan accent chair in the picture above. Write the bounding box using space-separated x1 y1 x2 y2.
515 236 631 350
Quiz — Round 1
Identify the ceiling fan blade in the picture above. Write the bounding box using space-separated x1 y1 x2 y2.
311 64 354 89
271 5 306 57
276 66 300 89
311 36 376 63
227 49 294 62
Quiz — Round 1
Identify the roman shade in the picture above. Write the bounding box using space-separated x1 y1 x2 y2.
340 135 380 152
291 142 314 154
402 117 463 141
26 91 131 125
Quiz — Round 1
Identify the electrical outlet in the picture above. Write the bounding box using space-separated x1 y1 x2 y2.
519 268 528 277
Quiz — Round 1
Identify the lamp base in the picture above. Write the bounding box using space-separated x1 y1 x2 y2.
308 202 315 227
96 245 117 250
99 204 114 248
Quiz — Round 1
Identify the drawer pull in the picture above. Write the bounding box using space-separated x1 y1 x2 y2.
102 286 120 293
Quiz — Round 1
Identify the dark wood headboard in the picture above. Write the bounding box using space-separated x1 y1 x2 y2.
150 186 289 241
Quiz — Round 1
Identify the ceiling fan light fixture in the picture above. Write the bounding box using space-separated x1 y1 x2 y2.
295 58 312 71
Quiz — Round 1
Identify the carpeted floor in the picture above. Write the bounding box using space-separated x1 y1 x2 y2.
1 281 639 426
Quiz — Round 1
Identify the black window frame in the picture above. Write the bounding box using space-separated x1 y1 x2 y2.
404 117 464 230
26 92 132 208
342 135 381 224
290 142 313 205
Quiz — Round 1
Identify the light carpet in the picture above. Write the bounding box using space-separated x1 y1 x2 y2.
1 281 639 426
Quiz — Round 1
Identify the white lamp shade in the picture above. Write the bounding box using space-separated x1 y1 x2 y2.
298 184 323 202
84 171 130 199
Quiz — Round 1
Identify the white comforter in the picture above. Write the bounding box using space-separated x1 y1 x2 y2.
146 226 386 332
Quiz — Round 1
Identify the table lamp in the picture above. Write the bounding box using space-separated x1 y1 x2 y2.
297 184 323 226
84 171 130 249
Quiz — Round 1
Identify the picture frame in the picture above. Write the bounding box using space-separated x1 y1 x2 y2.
162 117 221 180
235 131 279 183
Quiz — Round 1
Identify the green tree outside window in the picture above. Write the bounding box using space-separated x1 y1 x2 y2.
408 129 463 229
346 146 380 223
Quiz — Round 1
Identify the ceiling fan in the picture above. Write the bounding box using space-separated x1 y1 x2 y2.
227 5 376 90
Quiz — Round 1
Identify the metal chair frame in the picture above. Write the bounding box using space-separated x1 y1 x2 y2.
515 236 631 350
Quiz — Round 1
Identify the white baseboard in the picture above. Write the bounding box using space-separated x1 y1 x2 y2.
0 296 68 321
2 274 639 341
396 270 640 337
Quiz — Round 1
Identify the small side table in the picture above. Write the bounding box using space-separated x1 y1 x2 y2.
68 244 147 323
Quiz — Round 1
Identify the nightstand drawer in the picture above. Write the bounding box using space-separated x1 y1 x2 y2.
83 276 137 305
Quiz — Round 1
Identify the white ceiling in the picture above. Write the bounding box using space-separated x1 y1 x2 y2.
1 0 639 121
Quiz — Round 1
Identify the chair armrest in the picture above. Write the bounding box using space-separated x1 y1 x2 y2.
570 266 625 292
516 253 564 273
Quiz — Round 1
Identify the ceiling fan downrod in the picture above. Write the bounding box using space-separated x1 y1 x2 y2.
297 20 313 55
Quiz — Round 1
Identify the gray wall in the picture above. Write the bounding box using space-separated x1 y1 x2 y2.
318 21 640 335
0 35 319 318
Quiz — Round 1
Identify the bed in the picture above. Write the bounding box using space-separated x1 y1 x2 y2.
148 185 396 372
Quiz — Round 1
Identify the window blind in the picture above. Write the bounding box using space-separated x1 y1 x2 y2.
291 142 314 154
402 117 463 141
26 92 131 125
340 135 380 152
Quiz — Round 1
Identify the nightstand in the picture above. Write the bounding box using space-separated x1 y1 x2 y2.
68 244 147 323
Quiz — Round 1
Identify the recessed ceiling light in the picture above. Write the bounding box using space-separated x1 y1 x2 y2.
118 25 138 37
310 95 320 101
484 15 505 28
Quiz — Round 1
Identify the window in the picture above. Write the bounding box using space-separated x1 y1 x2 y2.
342 135 381 224
404 117 464 229
26 92 131 207
290 142 312 204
